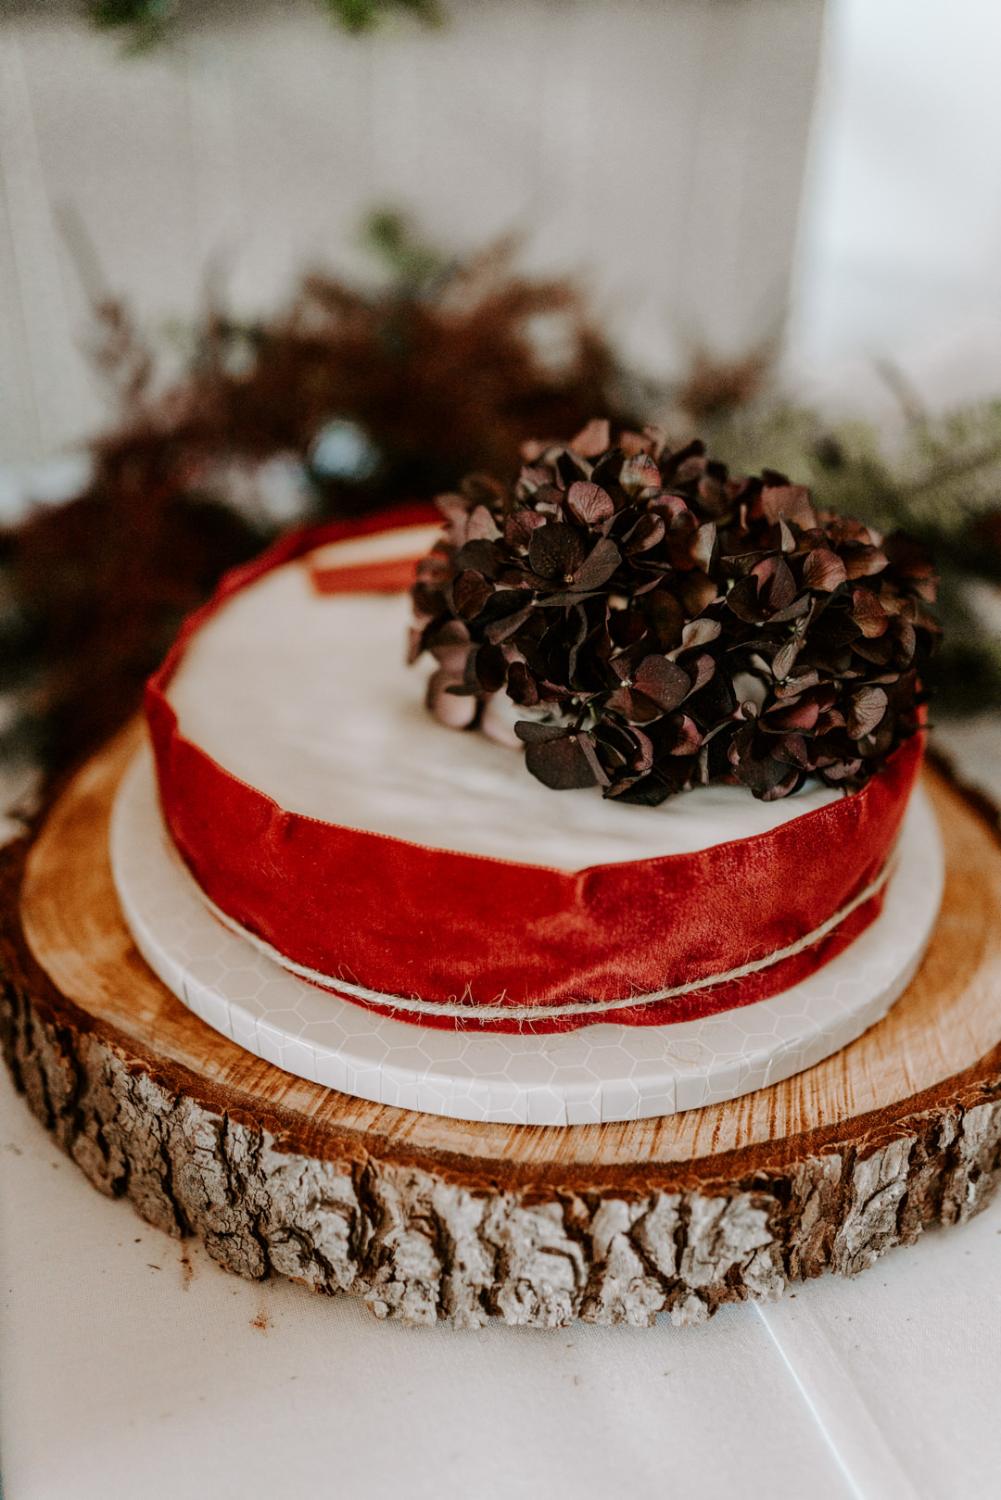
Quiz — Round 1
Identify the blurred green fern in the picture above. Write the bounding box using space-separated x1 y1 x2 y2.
698 396 1001 716
87 0 441 49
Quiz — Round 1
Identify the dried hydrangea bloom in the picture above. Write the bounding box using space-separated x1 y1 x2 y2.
409 423 939 804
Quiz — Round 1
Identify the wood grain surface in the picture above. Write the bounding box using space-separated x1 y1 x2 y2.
2 724 1000 1326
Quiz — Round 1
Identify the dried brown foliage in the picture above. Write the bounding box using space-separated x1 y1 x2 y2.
3 232 628 770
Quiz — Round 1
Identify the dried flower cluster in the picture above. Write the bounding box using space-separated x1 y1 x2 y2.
410 422 939 803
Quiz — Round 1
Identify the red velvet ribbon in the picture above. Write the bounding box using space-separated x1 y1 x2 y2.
310 554 424 595
145 507 923 1034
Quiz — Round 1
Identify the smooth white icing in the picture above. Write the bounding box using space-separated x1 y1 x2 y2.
167 526 841 871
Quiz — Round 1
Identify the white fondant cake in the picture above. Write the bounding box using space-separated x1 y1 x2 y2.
167 523 841 871
111 748 944 1124
122 515 941 1118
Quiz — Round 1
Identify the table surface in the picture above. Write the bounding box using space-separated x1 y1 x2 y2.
1 722 999 1500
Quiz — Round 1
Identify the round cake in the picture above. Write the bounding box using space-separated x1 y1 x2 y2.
141 426 933 1038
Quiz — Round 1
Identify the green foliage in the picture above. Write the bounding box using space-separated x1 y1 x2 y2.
86 0 441 49
319 0 441 33
88 0 176 51
362 208 450 293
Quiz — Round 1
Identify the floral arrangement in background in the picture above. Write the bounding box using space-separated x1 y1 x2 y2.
0 212 630 770
696 388 1001 717
1 210 999 785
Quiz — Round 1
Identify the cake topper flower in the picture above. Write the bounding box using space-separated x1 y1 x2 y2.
409 421 938 803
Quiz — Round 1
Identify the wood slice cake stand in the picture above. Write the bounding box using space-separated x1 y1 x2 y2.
2 725 1001 1329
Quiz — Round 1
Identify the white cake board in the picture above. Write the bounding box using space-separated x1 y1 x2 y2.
111 748 944 1126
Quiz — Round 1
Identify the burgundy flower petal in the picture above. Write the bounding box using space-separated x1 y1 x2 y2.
678 617 721 650
632 654 690 711
569 418 611 457
679 571 719 615
453 538 502 577
629 727 655 774
573 537 621 591
725 574 764 624
842 544 889 580
452 569 494 619
507 661 540 706
767 696 821 732
505 509 548 547
803 547 848 592
771 636 800 681
522 730 601 790
619 453 662 493
684 652 716 697
753 555 797 612
485 603 534 643
567 481 615 525
851 587 889 639
691 522 717 572
528 523 587 580
466 504 501 542
760 484 818 530
625 512 666 553
604 685 647 722
847 685 888 738
669 715 702 756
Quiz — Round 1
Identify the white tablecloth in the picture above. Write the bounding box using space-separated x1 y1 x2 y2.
2 1068 1000 1500
1 720 1000 1500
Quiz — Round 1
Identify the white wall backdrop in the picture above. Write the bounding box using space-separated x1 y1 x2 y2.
0 0 825 465
788 0 1001 409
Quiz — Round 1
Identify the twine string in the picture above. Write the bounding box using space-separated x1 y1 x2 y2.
184 852 897 1022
